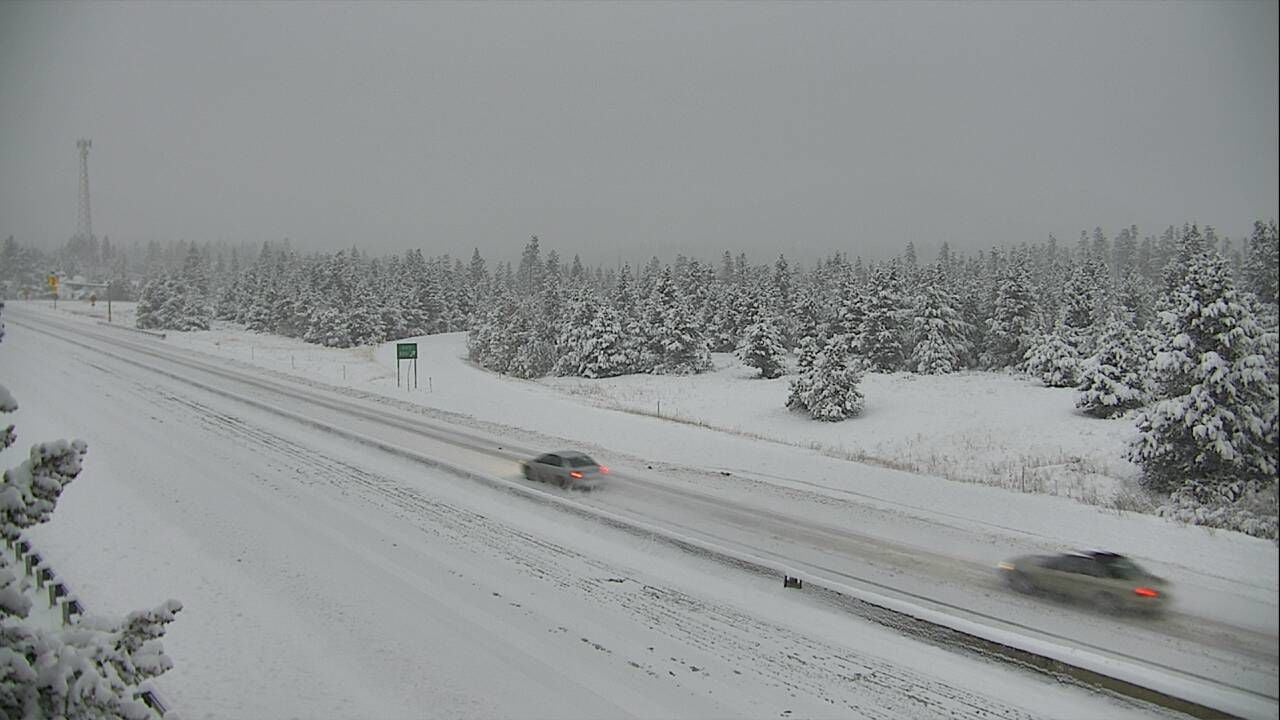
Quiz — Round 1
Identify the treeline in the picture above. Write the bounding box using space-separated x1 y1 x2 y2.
7 221 1278 535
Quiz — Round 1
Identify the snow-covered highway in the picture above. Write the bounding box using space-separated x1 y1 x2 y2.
2 303 1275 718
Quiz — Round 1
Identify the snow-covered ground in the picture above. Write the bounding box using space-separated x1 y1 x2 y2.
3 299 1277 718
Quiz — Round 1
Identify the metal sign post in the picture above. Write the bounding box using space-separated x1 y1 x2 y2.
396 342 418 390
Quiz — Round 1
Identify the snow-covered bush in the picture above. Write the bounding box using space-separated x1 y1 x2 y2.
1157 484 1278 540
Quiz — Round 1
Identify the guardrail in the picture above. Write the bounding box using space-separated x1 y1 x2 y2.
6 535 170 716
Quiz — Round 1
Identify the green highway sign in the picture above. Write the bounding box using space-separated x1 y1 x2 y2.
396 342 418 360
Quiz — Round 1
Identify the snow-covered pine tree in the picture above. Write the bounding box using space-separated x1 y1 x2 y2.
1129 251 1279 497
134 274 170 329
561 297 635 379
910 269 971 374
1161 224 1205 296
346 278 388 347
553 290 600 377
1116 268 1155 329
1243 220 1279 312
1075 315 1148 418
177 245 212 330
1060 263 1102 354
506 306 555 379
214 272 242 321
645 268 712 375
860 264 905 371
786 337 864 421
827 276 865 359
737 313 787 379
983 252 1038 368
1112 226 1138 280
1022 327 1081 387
790 287 826 352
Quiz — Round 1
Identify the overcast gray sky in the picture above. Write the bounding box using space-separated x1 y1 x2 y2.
1 1 1275 266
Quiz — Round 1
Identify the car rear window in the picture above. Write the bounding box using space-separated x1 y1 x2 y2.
1100 557 1145 579
566 456 597 468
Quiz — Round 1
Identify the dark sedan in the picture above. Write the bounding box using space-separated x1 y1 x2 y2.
521 451 608 490
997 550 1169 615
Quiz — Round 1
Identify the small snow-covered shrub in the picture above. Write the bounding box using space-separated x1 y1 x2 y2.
1157 484 1279 540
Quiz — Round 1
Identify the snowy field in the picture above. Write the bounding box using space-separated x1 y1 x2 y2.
3 299 1277 719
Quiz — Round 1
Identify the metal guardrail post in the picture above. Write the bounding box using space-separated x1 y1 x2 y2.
61 598 83 626
139 690 168 715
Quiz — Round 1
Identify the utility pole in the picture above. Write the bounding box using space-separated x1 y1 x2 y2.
75 139 93 245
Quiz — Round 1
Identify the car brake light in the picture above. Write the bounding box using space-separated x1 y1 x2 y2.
996 562 1015 571
569 471 583 479
599 466 609 474
1133 587 1159 598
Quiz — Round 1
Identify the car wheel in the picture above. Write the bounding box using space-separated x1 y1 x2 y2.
522 465 533 481
1008 572 1034 594
1094 592 1122 615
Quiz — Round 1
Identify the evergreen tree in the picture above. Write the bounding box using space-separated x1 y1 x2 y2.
1076 316 1148 418
1243 220 1279 310
786 337 864 421
516 235 543 295
1022 328 1081 387
1129 252 1279 497
910 270 971 374
1060 263 1101 351
828 277 866 359
646 269 712 375
983 253 1038 368
556 294 635 379
1161 224 1205 295
134 274 170 329
860 265 905 371
1116 268 1155 329
737 314 787 379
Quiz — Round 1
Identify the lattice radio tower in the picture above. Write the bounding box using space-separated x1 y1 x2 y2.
75 138 94 243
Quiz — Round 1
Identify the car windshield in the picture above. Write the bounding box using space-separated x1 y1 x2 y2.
566 455 597 468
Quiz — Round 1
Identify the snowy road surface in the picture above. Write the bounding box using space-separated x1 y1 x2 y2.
1 304 1272 718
